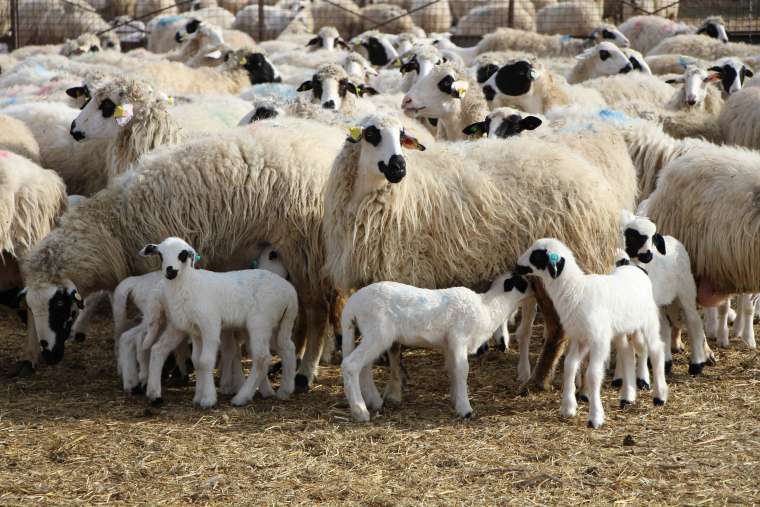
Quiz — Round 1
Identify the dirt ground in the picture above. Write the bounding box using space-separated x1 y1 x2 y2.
1 306 759 506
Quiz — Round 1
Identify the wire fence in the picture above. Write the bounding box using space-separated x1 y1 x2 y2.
0 0 758 50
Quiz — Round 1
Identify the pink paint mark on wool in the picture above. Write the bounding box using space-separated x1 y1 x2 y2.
0 150 10 158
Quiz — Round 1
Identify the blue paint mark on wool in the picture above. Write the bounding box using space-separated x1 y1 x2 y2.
250 83 297 101
33 64 53 79
156 15 182 27
560 35 573 42
598 108 631 124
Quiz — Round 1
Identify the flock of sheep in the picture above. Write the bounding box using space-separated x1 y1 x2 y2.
2 1 760 430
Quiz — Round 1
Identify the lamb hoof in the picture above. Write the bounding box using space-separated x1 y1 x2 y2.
496 341 506 352
334 333 343 352
131 383 146 395
636 378 650 391
665 360 673 375
653 397 665 406
620 399 632 409
587 420 600 429
74 332 86 342
576 393 589 403
462 411 473 419
475 343 488 357
294 374 309 393
149 397 163 407
268 361 282 379
12 360 34 378
688 362 704 376
611 378 623 388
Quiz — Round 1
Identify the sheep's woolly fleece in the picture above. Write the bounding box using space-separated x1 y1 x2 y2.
323 115 621 293
0 114 41 164
719 86 760 150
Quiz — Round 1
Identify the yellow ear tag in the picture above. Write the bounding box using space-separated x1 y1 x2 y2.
167 96 175 106
451 80 469 98
348 126 362 142
114 103 134 127
239 57 247 65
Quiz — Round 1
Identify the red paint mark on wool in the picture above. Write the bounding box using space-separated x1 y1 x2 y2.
0 151 9 158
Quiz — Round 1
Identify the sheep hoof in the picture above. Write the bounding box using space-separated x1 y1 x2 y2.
518 386 530 397
619 399 632 409
653 397 665 406
294 374 309 393
636 378 650 391
705 354 717 366
496 341 506 352
334 333 343 352
475 343 488 357
462 411 473 419
149 397 163 407
576 393 589 403
587 420 600 429
131 383 146 395
268 361 282 379
664 360 673 375
688 362 704 376
74 332 86 342
12 360 34 378
611 378 622 388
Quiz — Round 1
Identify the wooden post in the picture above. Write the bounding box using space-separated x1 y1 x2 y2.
507 0 515 28
258 0 265 41
11 0 19 51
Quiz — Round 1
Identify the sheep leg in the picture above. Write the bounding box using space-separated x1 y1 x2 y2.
192 324 221 409
658 311 673 375
342 332 390 422
678 297 709 375
738 294 757 349
383 342 404 404
136 334 151 388
19 314 39 374
585 337 611 429
274 302 298 400
118 326 142 393
617 335 636 407
704 306 718 338
526 281 567 392
646 329 669 406
294 304 329 392
516 300 537 383
146 326 185 404
447 345 473 418
716 299 731 348
560 339 586 419
219 332 245 396
611 351 623 388
232 322 273 406
360 364 383 411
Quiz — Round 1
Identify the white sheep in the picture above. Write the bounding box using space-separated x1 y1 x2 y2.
566 42 633 84
620 16 728 55
536 2 602 37
341 272 533 421
648 34 758 62
307 26 349 51
139 237 298 408
515 238 667 429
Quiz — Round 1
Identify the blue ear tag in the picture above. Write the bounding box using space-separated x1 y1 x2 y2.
251 259 259 269
548 252 560 266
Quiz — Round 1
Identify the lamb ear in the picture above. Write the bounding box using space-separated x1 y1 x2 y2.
507 274 528 293
462 121 486 136
139 244 159 256
306 37 320 47
520 116 542 131
653 233 666 255
297 81 313 92
547 257 565 279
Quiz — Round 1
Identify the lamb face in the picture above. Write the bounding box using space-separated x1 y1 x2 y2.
298 65 359 110
463 108 542 138
401 65 468 118
515 238 574 281
25 282 83 365
577 42 633 78
348 115 425 185
709 58 754 95
400 53 442 84
621 216 665 264
139 237 197 281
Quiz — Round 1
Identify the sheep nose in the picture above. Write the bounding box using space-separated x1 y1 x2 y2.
174 32 183 43
69 121 85 141
322 100 335 109
401 96 412 108
380 154 406 183
686 96 697 106
166 267 178 280
620 64 632 74
40 340 48 349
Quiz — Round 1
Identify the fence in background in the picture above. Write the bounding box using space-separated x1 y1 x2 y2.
0 0 759 50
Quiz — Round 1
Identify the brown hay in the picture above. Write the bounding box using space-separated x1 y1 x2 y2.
1 307 760 505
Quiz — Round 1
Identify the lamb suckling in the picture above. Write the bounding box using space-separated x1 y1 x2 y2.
515 238 667 429
341 272 533 421
139 237 298 408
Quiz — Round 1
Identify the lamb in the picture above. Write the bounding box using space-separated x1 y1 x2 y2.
401 61 488 141
566 42 633 84
536 2 602 37
620 16 728 55
435 24 629 63
22 117 345 389
618 210 711 374
323 113 626 393
481 58 607 114
515 238 667 429
0 115 41 164
69 78 183 180
138 237 298 408
341 272 532 421
648 35 758 62
307 26 350 51
462 107 543 139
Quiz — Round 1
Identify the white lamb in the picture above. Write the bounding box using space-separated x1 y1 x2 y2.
515 238 667 429
140 237 298 408
341 271 533 421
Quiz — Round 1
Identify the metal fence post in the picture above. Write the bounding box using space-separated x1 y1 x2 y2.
258 0 264 41
11 0 19 51
507 0 514 28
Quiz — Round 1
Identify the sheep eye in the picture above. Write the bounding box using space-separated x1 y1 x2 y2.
437 75 454 94
602 29 614 39
363 125 381 146
89 45 99 52
599 49 610 61
100 98 116 118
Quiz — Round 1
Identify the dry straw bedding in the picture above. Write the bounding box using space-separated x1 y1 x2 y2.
1 308 759 505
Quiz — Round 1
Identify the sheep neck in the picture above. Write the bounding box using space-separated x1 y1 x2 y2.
540 266 586 332
481 289 522 329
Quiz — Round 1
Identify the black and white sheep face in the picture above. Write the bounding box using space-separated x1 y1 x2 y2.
463 108 542 138
359 36 399 67
668 66 720 106
26 282 83 365
65 84 91 110
624 49 652 75
697 19 729 43
709 59 753 95
400 53 444 92
402 68 468 118
515 238 573 281
590 25 630 48
490 272 529 296
70 90 130 142
139 237 197 281
175 18 202 44
621 217 665 264
298 72 359 110
307 27 349 51
239 102 281 125
577 42 633 77
343 56 378 82
347 118 425 184
239 52 282 85
482 60 539 102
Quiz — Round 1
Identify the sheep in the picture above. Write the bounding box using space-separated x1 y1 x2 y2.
22 117 345 389
296 63 366 112
238 100 285 125
580 71 675 110
307 26 350 51
454 3 536 37
352 31 400 67
648 35 758 62
60 33 102 57
409 0 451 34
536 2 602 37
515 238 667 429
618 210 711 374
462 107 543 139
566 42 633 84
481 57 607 114
708 58 754 97
0 115 41 164
718 86 760 151
147 8 236 53
662 65 723 113
623 47 652 74
343 52 378 83
397 44 443 93
167 94 256 133
138 237 298 408
323 113 627 393
359 4 416 35
401 61 488 141
171 19 227 68
69 78 183 180
234 4 293 40
620 16 728 55
341 272 533 421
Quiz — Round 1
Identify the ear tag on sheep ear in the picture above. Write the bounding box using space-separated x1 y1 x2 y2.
391 58 402 68
548 252 560 266
529 69 540 81
114 103 133 127
239 57 247 65
251 259 259 269
451 80 468 98
194 254 202 263
167 95 175 106
347 126 363 143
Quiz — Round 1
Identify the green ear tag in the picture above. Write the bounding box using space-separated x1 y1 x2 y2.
251 259 259 269
195 254 202 262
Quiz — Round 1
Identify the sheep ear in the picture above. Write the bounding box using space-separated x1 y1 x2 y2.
704 72 721 83
653 233 666 255
462 121 486 136
707 65 723 74
615 257 630 267
400 132 425 151
139 244 159 256
345 82 360 96
450 80 468 98
66 86 87 99
744 67 754 78
506 274 528 293
520 116 542 131
269 250 278 260
70 289 84 310
346 126 362 143
547 257 565 279
358 84 379 96
306 37 320 47
336 38 350 50
297 81 313 92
